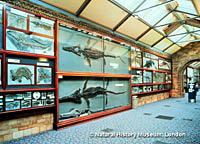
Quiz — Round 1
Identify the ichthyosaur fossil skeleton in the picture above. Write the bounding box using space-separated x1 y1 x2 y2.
62 38 125 67
10 67 33 84
59 80 126 109
7 30 52 52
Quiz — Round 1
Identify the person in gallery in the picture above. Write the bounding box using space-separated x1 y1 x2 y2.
187 78 197 103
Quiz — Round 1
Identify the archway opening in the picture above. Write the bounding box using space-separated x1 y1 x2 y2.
182 61 200 97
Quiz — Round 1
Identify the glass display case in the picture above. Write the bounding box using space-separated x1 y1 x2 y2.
0 4 56 114
59 76 130 121
131 49 172 94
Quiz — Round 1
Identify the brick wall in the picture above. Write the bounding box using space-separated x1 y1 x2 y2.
0 112 54 142
172 42 200 97
136 92 170 106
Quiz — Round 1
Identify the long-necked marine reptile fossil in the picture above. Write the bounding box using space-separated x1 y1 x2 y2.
10 67 33 84
59 80 126 109
62 38 125 67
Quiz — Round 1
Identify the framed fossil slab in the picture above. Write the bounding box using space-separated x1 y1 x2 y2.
36 67 52 85
166 73 172 83
23 92 32 100
6 29 54 56
30 16 54 36
21 100 31 109
143 52 158 59
6 101 20 111
32 99 43 107
153 85 158 91
158 84 165 90
159 59 171 70
143 71 152 83
132 69 142 84
132 86 143 94
7 12 27 30
7 63 35 85
131 47 142 67
153 72 165 83
143 57 158 69
143 85 152 92
0 59 1 85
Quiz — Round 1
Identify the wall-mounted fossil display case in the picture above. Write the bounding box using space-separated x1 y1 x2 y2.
6 6 55 56
56 22 131 128
131 47 172 95
58 25 130 74
0 3 56 114
58 76 130 121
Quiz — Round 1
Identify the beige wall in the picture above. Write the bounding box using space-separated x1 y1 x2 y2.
0 112 54 142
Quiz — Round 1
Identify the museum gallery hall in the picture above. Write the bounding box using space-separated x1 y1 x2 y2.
0 0 200 144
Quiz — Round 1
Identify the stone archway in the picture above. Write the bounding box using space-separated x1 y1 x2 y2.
171 42 200 97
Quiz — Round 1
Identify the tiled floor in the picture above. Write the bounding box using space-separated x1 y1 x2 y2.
3 93 200 144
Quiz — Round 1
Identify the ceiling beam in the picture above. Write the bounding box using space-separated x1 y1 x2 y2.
163 23 182 35
168 29 200 37
185 18 200 28
76 0 91 17
173 9 199 17
134 0 176 13
192 0 200 15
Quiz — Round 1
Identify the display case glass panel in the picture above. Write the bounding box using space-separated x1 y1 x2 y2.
143 71 152 83
131 47 142 67
104 78 130 110
59 26 103 73
153 72 165 83
7 63 35 85
59 76 130 121
104 40 130 74
143 57 158 69
132 69 142 84
6 29 54 56
30 16 54 36
59 77 104 121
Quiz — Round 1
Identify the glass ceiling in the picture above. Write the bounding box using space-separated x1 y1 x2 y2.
40 0 200 55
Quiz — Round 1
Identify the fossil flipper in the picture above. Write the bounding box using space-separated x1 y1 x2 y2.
87 58 92 67
84 97 90 109
83 80 88 91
